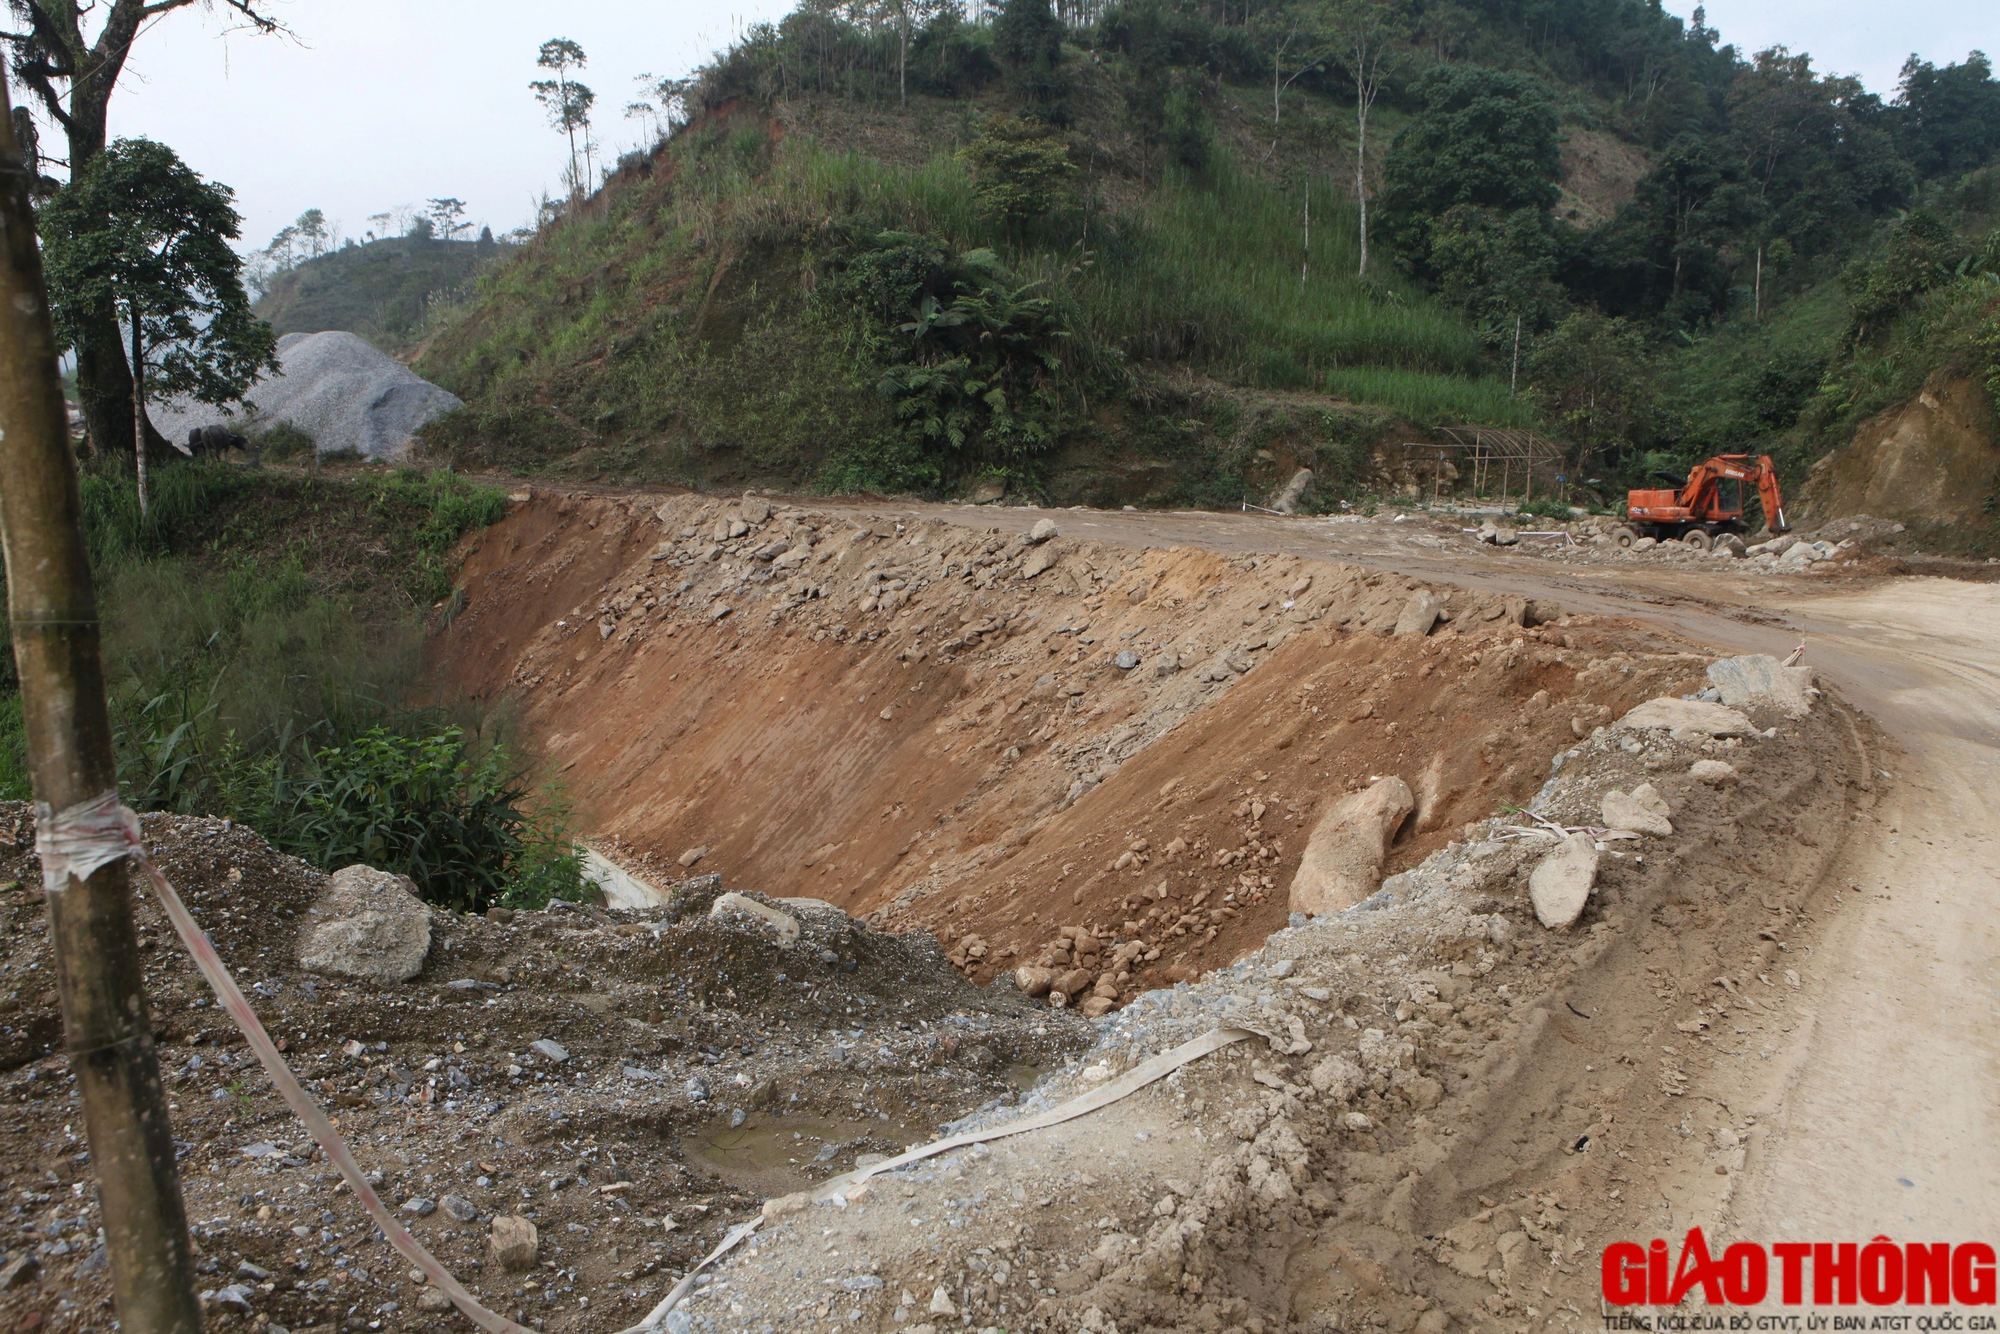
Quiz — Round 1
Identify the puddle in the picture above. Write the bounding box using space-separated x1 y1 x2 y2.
682 1113 925 1195
1005 1062 1044 1091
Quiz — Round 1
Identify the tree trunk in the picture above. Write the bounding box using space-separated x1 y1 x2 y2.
129 308 148 516
22 1 152 467
1355 99 1369 277
0 79 206 1334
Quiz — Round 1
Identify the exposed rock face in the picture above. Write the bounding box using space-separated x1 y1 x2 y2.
1798 371 1998 532
1289 778 1415 916
296 865 431 984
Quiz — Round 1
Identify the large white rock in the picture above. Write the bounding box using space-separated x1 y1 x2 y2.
1529 833 1600 929
1615 696 1757 737
578 848 667 910
297 865 431 983
1601 784 1673 836
1289 778 1414 916
155 330 461 460
1706 654 1816 717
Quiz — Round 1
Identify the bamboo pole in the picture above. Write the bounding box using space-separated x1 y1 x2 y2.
0 87 205 1334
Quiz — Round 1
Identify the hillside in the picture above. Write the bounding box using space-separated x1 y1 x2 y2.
254 231 516 354
400 0 1999 514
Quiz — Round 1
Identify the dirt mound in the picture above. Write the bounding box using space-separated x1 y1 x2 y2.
431 491 1720 1015
0 810 1083 1334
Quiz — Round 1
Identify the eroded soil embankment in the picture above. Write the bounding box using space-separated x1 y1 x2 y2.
435 491 1724 1001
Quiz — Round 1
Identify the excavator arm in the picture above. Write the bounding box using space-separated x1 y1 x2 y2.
1753 455 1788 533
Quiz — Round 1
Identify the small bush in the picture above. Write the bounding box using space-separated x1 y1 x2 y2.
255 421 316 460
270 726 582 914
1515 496 1573 519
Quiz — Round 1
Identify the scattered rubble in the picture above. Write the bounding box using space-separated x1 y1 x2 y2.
0 809 1086 1334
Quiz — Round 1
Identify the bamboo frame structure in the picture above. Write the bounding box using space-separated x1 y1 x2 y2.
1395 427 1566 504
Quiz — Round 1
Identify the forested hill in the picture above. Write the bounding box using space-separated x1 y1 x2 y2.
255 230 516 354
409 0 2000 516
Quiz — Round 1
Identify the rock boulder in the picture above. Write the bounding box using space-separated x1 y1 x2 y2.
1615 696 1757 737
297 865 431 984
1289 778 1415 916
1706 654 1816 717
488 1216 538 1272
1601 783 1673 836
1393 595 1441 637
1529 833 1600 929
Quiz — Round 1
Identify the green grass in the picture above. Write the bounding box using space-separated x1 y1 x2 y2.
0 460 585 907
1072 158 1489 382
1321 365 1537 428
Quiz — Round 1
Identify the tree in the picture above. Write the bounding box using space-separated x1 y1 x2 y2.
1526 309 1654 476
1381 65 1561 221
3 0 284 460
1372 69 1570 355
992 0 1068 122
294 206 332 258
426 197 470 240
1321 0 1404 276
1726 48 1908 255
1892 51 2000 179
39 138 278 512
957 115 1076 233
531 38 595 197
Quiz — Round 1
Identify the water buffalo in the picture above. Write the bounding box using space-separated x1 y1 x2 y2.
185 424 258 463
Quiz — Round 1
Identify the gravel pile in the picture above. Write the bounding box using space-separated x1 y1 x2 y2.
153 331 460 460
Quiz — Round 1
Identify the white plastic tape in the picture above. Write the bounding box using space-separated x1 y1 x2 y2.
33 789 139 894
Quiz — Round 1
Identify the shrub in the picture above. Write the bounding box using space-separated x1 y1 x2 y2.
271 726 582 914
1515 496 1573 519
254 421 315 460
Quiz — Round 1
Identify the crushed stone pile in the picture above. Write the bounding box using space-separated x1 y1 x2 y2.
153 331 460 460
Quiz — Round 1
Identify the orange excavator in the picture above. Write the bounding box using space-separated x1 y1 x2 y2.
1609 454 1788 551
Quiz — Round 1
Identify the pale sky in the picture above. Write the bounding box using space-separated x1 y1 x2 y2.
8 0 1993 253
